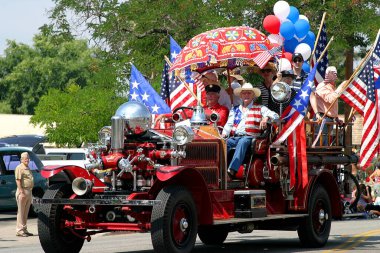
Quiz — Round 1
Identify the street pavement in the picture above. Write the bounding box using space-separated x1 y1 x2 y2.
1 212 380 253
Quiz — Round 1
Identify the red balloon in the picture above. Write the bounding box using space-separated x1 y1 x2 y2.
263 15 281 34
283 52 293 62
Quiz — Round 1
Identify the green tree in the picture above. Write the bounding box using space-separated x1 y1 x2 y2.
31 84 124 147
49 0 379 85
0 33 100 114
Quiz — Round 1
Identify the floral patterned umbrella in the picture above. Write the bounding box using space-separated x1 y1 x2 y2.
170 26 280 76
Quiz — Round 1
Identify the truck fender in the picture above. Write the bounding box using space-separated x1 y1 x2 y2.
41 165 106 192
309 169 342 219
150 166 213 225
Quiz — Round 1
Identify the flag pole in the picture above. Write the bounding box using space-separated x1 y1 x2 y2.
310 12 327 61
164 56 201 106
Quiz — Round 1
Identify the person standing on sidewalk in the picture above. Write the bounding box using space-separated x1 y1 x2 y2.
15 152 34 237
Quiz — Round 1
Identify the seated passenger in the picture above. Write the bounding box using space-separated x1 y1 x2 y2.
201 71 232 109
154 83 229 127
222 83 279 178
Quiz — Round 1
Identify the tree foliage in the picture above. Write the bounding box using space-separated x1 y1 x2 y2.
48 0 379 87
0 32 100 114
31 84 124 147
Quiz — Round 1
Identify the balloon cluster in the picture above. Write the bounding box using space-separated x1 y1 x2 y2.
263 1 314 73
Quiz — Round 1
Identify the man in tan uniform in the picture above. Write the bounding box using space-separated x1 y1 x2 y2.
15 152 34 237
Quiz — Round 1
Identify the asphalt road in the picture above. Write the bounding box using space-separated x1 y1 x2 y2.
1 212 380 253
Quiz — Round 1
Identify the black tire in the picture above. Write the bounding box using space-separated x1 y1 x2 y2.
151 186 198 253
29 187 45 217
198 226 228 245
38 184 86 253
297 184 332 247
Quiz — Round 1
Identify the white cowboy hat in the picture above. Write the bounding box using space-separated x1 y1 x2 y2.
234 82 261 97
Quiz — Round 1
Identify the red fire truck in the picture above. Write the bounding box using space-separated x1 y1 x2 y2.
35 99 358 253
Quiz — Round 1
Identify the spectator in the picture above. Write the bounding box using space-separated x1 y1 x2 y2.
15 152 34 237
222 83 279 178
369 162 380 184
357 184 372 212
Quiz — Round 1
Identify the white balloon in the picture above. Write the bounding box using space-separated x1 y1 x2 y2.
299 15 309 22
273 1 290 21
278 58 292 71
295 43 312 60
268 34 284 46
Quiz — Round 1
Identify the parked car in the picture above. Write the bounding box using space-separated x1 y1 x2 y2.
40 148 90 168
0 135 47 154
0 147 47 214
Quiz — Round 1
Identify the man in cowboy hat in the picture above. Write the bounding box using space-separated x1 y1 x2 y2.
222 83 279 178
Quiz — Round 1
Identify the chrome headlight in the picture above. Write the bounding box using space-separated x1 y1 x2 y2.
172 125 194 145
271 81 291 103
98 126 111 145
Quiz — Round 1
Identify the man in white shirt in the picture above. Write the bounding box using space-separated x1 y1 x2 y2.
222 83 279 178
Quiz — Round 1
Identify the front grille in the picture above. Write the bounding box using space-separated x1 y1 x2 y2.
197 167 219 187
179 141 220 188
180 142 219 165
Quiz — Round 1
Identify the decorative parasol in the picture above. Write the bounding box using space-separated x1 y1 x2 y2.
169 26 280 77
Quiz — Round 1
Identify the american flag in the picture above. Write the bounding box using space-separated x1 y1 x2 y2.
160 36 200 110
341 32 380 168
129 64 171 114
273 64 318 189
310 22 328 86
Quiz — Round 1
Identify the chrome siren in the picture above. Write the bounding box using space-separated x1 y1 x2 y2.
115 101 152 135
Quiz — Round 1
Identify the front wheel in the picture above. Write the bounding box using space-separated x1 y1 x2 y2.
297 184 332 247
38 184 86 253
151 186 198 253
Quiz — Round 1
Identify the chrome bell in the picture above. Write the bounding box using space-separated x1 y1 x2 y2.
190 105 207 125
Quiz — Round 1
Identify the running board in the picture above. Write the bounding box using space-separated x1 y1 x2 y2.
213 214 308 225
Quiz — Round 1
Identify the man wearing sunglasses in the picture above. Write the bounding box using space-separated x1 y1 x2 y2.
292 53 308 88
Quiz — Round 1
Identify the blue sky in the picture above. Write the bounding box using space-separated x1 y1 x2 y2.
0 0 54 55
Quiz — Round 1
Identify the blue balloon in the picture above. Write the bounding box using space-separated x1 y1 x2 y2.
302 62 310 73
287 6 299 23
280 21 296 40
301 31 315 51
284 37 299 54
294 19 310 38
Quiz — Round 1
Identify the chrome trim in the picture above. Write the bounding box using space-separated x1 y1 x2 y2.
33 197 161 206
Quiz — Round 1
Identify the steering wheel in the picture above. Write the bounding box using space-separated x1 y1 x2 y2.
172 106 194 120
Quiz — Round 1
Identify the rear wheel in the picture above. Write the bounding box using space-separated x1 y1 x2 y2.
297 184 331 247
38 184 86 253
198 226 228 245
151 186 198 253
